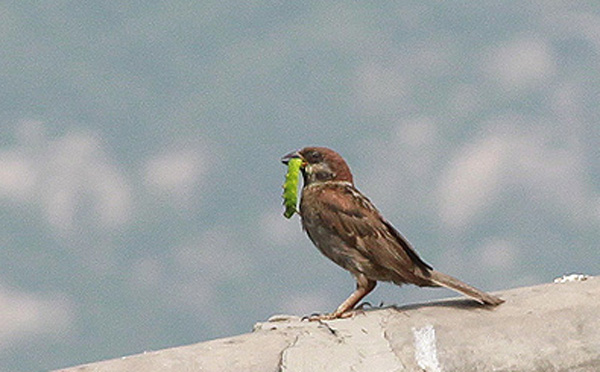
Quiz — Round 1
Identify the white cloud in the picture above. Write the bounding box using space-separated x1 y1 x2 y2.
437 119 595 230
0 121 132 232
478 238 519 270
448 84 483 116
437 135 505 229
46 136 130 230
43 132 132 230
0 285 74 349
547 11 600 54
483 37 556 90
358 117 440 208
144 148 206 202
0 152 36 200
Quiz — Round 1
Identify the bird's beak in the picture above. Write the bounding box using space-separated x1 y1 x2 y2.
281 150 302 165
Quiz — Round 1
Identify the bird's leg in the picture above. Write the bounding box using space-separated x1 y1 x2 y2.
309 275 376 321
332 275 376 318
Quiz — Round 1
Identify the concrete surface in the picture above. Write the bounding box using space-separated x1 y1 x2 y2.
54 275 599 372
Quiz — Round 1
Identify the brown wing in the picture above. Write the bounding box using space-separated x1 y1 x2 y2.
311 183 432 280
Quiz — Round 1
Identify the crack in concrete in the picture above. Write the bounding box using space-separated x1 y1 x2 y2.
315 319 339 337
277 334 300 372
378 311 406 371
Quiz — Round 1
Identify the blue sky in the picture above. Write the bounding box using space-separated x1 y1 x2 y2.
1 2 599 371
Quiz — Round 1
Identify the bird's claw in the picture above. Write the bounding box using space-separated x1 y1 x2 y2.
302 313 338 321
301 308 366 322
355 301 373 310
340 308 366 318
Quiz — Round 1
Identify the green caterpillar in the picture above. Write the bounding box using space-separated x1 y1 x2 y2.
282 157 303 218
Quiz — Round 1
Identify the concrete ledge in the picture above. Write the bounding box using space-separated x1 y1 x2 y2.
54 276 600 371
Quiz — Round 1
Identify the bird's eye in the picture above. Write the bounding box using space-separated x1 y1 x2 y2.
307 151 323 163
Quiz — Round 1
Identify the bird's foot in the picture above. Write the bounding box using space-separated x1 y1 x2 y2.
302 309 365 322
339 308 367 318
302 312 338 321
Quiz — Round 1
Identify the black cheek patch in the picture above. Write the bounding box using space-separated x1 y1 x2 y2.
315 171 333 181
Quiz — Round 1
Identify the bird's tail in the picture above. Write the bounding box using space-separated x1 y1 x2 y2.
428 270 504 306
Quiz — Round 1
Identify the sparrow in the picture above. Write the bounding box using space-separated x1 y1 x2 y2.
281 146 504 319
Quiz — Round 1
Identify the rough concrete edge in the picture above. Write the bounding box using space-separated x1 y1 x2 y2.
53 274 598 372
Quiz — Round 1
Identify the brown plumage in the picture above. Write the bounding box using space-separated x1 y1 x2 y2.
282 146 504 319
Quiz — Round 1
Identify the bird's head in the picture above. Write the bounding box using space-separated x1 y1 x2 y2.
281 146 353 186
